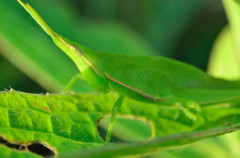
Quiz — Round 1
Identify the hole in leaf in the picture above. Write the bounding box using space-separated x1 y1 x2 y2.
0 137 26 150
28 142 55 157
0 137 55 157
98 115 153 143
97 125 124 143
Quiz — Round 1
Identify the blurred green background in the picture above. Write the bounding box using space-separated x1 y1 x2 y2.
1 0 240 157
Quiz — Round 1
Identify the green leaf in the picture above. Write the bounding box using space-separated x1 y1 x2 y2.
223 0 240 54
0 144 40 158
0 91 105 157
62 125 240 158
1 90 240 157
208 27 240 80
0 0 156 92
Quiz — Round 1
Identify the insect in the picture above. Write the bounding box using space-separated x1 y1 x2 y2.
18 0 240 143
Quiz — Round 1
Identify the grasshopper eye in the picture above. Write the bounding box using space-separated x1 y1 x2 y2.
70 45 82 55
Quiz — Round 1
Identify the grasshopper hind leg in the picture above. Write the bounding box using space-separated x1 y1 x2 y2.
105 95 124 144
62 73 84 93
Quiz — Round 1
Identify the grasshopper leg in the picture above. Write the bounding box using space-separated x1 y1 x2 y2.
176 101 212 128
62 73 84 93
105 95 124 144
192 103 213 128
187 101 213 128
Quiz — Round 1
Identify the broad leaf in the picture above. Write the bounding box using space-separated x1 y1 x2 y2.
223 0 240 55
208 27 240 80
1 90 240 157
63 125 240 158
0 144 40 158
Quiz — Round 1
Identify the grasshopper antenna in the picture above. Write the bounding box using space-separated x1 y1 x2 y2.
17 0 56 38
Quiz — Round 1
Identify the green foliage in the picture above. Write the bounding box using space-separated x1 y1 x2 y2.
0 91 105 157
223 0 240 60
2 0 240 157
208 27 240 80
0 144 40 158
1 90 240 157
62 125 240 158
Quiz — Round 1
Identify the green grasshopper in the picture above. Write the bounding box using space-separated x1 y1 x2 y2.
18 0 240 143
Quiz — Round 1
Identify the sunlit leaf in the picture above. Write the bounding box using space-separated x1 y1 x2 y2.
208 27 240 80
1 91 240 157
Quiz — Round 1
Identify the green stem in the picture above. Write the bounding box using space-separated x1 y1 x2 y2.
105 95 124 144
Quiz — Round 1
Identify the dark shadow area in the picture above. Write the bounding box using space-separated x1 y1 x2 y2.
0 137 26 150
0 137 55 157
0 55 46 93
28 142 55 157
